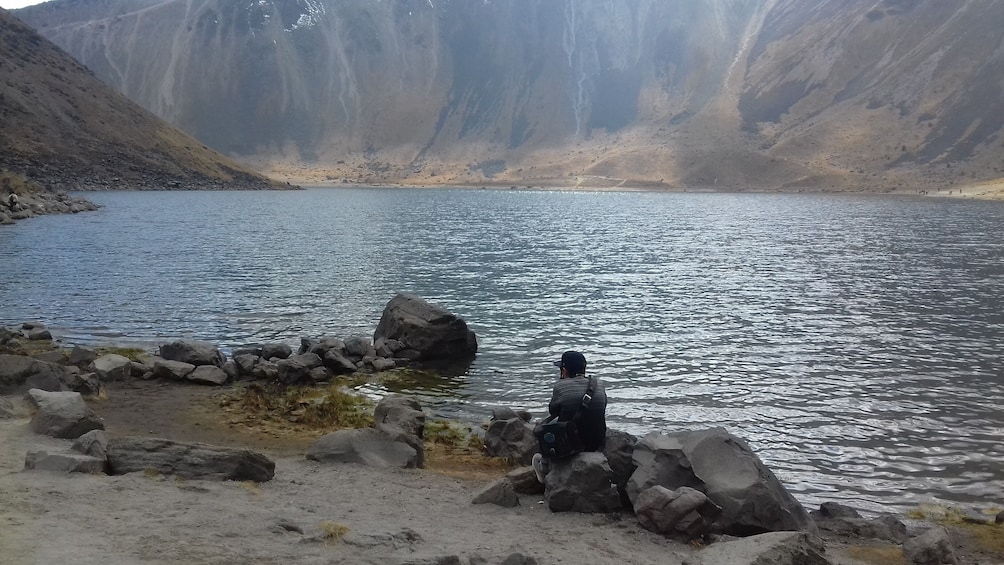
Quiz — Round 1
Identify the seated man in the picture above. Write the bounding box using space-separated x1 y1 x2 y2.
532 350 607 483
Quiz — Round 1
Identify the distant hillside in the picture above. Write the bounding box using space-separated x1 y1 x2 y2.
15 0 1004 193
0 7 275 191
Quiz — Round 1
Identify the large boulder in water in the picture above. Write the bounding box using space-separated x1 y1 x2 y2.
626 427 813 536
373 294 477 362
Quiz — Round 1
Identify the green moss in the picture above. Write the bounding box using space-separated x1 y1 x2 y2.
233 381 374 430
97 346 147 361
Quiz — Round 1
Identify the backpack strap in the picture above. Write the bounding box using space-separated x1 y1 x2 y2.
580 374 597 409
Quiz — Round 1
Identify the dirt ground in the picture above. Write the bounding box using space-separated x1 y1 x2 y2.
1 381 1000 565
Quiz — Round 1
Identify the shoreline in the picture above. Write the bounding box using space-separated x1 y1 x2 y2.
281 178 1004 200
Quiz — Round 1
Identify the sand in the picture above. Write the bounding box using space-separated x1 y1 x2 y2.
0 381 996 565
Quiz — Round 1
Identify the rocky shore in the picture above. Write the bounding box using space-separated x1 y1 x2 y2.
0 188 100 225
1 296 1002 564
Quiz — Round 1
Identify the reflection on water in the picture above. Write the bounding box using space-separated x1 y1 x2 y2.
1 188 1002 513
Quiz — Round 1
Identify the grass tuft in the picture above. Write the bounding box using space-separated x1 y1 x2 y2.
97 346 148 361
223 381 374 431
319 520 349 543
907 504 1004 556
847 545 905 565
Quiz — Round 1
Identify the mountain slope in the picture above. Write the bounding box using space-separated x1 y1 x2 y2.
15 0 1004 192
0 7 275 190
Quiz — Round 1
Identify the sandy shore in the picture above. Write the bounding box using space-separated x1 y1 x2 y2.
5 380 1000 564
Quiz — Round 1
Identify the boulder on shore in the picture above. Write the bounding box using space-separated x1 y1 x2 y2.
106 437 275 482
484 417 537 465
373 294 478 363
544 452 621 513
27 389 105 439
0 354 72 393
682 531 830 565
158 340 226 367
627 427 813 536
306 427 419 469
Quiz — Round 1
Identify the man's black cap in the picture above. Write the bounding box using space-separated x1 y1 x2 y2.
554 350 587 375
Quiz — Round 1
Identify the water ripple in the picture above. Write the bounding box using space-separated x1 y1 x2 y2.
1 188 1003 513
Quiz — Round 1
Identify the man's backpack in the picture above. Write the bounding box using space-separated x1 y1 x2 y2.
533 375 597 460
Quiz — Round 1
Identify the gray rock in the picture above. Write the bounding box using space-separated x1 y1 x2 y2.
996 509 1004 525
604 428 638 505
484 418 537 465
233 354 257 377
0 354 71 394
251 359 279 381
221 360 239 381
374 337 404 358
305 366 329 382
72 429 110 459
129 361 151 378
323 349 357 374
25 451 106 474
810 502 907 542
21 322 45 330
68 346 98 366
490 407 519 421
27 389 105 439
63 372 103 397
309 337 346 356
344 335 372 358
903 526 959 565
92 354 132 382
374 395 425 439
306 428 419 469
107 437 275 482
151 358 196 380
186 365 229 385
373 293 478 361
544 452 621 513
27 329 52 341
0 395 14 418
34 350 65 364
371 357 396 371
276 353 323 385
635 485 722 540
232 347 262 358
159 340 225 367
627 428 813 536
682 531 830 565
471 478 519 508
261 343 292 360
506 466 545 495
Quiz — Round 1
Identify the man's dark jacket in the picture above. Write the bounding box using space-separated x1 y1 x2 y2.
548 376 607 452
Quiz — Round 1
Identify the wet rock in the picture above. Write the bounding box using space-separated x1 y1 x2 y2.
27 328 52 341
810 502 907 542
233 354 257 377
344 335 372 358
261 343 292 360
373 293 478 362
903 526 960 565
323 349 357 374
159 339 225 367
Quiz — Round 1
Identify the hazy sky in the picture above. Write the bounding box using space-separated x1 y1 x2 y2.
1 0 45 9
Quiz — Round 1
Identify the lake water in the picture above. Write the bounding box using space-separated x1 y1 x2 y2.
1 188 1002 515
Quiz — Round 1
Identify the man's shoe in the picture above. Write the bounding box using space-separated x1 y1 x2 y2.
531 453 546 484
